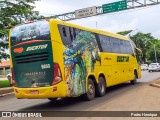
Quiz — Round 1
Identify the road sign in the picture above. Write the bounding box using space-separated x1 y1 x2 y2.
102 0 127 13
75 6 97 19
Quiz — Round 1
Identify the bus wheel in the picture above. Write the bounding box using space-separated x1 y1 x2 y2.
96 77 106 97
130 72 137 85
83 78 95 101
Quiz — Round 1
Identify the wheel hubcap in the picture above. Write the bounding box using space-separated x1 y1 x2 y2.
100 84 105 93
88 84 94 95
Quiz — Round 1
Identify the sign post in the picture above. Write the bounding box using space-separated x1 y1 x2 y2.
75 6 97 19
102 0 127 14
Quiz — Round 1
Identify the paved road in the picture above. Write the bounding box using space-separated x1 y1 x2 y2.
0 71 160 119
0 71 160 111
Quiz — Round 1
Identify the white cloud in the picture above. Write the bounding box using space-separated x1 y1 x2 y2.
152 31 160 39
103 18 138 33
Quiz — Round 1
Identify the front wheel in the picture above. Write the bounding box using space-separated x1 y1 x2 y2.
82 78 95 101
96 77 106 97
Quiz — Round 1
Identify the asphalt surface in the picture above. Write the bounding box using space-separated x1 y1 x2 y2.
0 71 160 120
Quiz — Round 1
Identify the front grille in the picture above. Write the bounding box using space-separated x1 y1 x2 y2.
14 52 49 64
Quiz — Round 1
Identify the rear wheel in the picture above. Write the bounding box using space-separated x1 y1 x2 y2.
96 77 106 97
130 72 137 85
83 78 95 101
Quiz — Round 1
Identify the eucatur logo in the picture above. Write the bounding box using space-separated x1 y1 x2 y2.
26 44 48 51
13 47 24 53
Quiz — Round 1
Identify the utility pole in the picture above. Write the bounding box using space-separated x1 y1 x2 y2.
153 44 157 62
96 21 98 29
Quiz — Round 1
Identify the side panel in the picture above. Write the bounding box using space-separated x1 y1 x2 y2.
56 24 100 96
63 31 100 96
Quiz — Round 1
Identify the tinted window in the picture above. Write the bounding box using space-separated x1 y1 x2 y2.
58 25 72 46
11 21 51 46
111 38 120 53
125 41 133 54
119 40 126 53
99 35 112 52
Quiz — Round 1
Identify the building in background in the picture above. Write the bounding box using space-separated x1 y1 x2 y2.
0 61 11 78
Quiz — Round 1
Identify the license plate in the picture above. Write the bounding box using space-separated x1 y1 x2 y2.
30 90 39 94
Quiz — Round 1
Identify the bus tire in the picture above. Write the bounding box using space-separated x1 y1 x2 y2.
130 72 137 85
83 78 95 101
96 77 106 97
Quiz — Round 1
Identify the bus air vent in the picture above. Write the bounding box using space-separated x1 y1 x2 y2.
14 52 49 64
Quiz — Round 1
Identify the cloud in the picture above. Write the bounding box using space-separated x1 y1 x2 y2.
152 31 160 39
103 18 139 33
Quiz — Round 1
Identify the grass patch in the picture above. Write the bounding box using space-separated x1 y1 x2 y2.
0 80 10 88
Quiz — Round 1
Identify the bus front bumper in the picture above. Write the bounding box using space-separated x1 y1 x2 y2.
13 82 67 99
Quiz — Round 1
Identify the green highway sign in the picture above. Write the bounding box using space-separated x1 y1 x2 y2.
102 0 127 13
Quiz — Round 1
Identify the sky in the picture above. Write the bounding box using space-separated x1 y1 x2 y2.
34 0 160 39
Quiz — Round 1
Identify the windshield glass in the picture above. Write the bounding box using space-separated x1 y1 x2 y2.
11 21 50 46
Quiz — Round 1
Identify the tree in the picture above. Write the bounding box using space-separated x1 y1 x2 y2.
146 40 160 63
0 0 43 61
130 32 158 63
117 30 158 63
117 30 133 36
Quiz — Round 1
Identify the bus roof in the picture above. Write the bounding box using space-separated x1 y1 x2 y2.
50 19 129 41
11 19 128 41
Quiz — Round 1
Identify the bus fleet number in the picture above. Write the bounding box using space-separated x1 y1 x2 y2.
41 64 50 69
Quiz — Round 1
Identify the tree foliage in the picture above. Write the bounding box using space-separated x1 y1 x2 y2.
130 32 158 63
146 40 160 63
117 30 159 63
0 0 43 61
117 30 133 36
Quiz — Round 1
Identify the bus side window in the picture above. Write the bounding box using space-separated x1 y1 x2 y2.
111 38 120 53
62 27 67 37
58 25 72 46
119 40 126 53
69 27 76 41
125 41 134 54
98 34 112 52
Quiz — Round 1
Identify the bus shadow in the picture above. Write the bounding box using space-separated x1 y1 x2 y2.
19 82 144 111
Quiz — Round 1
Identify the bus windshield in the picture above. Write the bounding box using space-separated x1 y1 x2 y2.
11 21 51 46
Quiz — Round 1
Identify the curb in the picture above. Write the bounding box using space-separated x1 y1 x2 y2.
150 79 160 88
150 83 160 88
0 92 14 97
0 87 14 97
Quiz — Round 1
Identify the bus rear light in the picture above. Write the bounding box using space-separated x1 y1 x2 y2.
52 63 62 85
11 68 17 87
